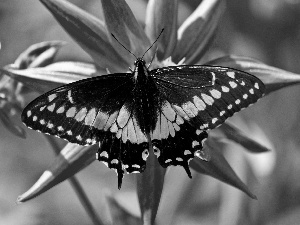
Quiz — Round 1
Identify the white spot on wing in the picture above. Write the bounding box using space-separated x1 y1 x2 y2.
161 114 169 139
173 105 189 120
184 150 191 155
100 151 108 158
176 115 184 125
212 118 218 124
27 111 32 117
66 107 76 118
57 126 64 131
48 93 57 102
75 107 87 122
254 83 259 89
201 93 214 105
67 90 74 103
76 135 82 141
56 106 65 114
142 149 149 161
162 101 176 121
110 122 118 133
104 111 118 131
192 140 200 147
210 89 222 99
93 111 109 130
168 120 175 137
33 116 37 121
111 159 118 164
47 122 54 129
235 99 241 105
47 103 55 112
249 88 254 94
226 71 235 78
117 105 131 128
121 123 128 143
193 96 206 111
153 146 160 157
229 81 237 88
221 86 230 92
182 101 198 117
85 108 97 125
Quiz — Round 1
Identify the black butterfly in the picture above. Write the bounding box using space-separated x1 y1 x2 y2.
22 57 265 188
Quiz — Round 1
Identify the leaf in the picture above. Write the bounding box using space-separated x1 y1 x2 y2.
219 122 271 153
145 0 178 60
17 144 97 202
40 0 129 72
0 109 26 139
207 55 300 94
136 148 166 225
3 61 99 93
14 40 66 69
172 0 225 64
189 138 257 199
100 0 151 61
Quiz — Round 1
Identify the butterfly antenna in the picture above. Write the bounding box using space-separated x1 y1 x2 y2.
111 33 138 59
147 46 158 69
141 28 164 59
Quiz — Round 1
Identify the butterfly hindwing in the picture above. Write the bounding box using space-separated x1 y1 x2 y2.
151 100 209 176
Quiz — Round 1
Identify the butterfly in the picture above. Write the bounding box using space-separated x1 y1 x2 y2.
21 55 265 188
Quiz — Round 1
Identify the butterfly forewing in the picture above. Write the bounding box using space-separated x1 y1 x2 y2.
152 65 265 130
22 74 133 145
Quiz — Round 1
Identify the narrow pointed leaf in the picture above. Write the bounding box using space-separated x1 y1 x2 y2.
3 61 99 93
219 122 271 153
207 55 300 94
145 0 178 60
190 138 257 199
40 0 129 72
0 109 26 139
101 0 151 61
136 149 166 225
17 144 96 202
14 41 66 69
172 0 225 64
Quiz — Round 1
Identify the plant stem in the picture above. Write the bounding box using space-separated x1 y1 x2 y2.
44 135 106 225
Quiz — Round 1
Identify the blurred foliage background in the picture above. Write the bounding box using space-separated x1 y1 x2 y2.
1 0 300 224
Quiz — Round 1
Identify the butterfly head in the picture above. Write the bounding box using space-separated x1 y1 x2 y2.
132 58 150 80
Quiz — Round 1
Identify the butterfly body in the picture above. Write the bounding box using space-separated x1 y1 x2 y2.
22 58 265 188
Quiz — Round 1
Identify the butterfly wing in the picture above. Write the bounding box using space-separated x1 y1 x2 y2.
22 74 149 187
22 74 132 145
151 65 265 172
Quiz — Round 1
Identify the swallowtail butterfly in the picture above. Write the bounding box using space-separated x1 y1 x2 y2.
21 53 265 188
